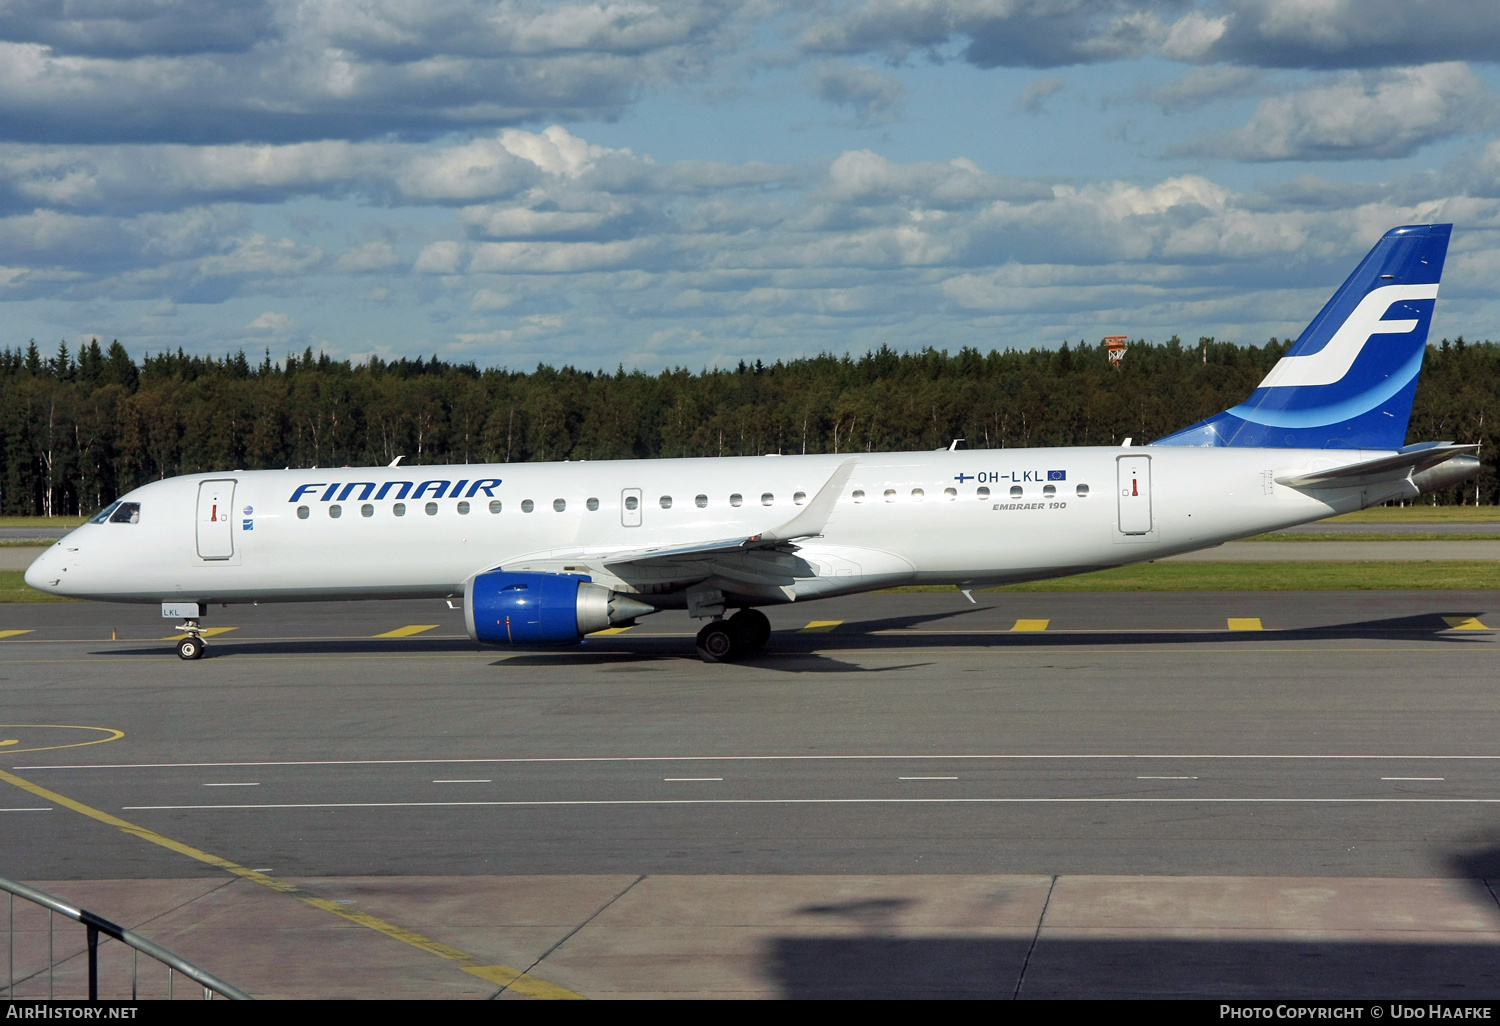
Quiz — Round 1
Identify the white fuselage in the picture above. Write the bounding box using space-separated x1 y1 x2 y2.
26 445 1395 607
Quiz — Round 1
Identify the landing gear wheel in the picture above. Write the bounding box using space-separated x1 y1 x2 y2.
695 620 740 663
728 608 771 652
177 636 205 661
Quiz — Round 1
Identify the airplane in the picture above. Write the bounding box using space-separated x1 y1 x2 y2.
25 223 1480 662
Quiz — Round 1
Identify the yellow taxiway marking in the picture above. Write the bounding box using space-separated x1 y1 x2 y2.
1227 618 1264 631
1442 616 1490 631
161 626 238 641
464 965 583 999
1011 619 1050 632
588 626 634 636
0 725 124 755
0 767 583 1000
801 620 843 632
0 630 33 639
374 624 441 639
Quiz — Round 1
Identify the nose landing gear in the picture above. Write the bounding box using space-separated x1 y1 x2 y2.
175 621 207 660
694 608 772 663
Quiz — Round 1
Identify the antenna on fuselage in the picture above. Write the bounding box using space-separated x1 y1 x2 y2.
389 455 405 467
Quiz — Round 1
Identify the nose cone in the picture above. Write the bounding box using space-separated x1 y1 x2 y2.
24 548 58 593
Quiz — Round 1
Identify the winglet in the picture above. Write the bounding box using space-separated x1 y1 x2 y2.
752 457 859 545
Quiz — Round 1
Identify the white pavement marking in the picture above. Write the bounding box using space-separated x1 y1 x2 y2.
664 777 722 781
1138 776 1198 780
31 753 1500 769
433 779 491 783
121 797 1500 810
1 807 50 812
1382 776 1445 781
900 776 958 780
203 782 259 787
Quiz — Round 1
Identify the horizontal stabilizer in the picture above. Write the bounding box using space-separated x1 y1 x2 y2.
1275 443 1477 488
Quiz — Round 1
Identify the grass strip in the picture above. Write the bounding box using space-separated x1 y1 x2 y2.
0 516 87 528
1328 507 1500 523
4 563 1498 604
884 561 1500 593
0 570 82 602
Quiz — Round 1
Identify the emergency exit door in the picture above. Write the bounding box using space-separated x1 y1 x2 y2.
1117 456 1152 535
196 480 236 559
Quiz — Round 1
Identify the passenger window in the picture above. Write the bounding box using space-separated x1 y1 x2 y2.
393 502 406 517
1076 484 1090 497
793 491 806 505
883 489 896 502
977 487 990 499
911 488 924 500
361 503 374 517
522 499 535 513
297 505 310 520
109 502 141 524
425 502 438 516
624 495 638 511
660 495 672 509
730 493 743 507
761 493 773 506
489 500 502 513
587 497 599 511
458 501 471 515
329 504 342 518
554 498 566 512
695 494 707 508
943 487 956 499
1009 486 1023 498
1043 484 1056 498
852 490 865 502
90 502 121 524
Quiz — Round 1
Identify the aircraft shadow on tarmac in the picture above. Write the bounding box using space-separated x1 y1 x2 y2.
95 605 1490 666
767 934 1500 999
768 840 1500 999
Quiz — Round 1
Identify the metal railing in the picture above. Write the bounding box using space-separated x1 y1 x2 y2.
2 874 251 1000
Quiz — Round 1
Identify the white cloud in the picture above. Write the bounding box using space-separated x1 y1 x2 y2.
335 240 398 272
1017 77 1065 113
199 234 322 277
1178 62 1500 161
247 310 294 332
810 63 906 125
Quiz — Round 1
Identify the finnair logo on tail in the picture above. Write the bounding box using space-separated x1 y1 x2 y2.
1260 283 1439 390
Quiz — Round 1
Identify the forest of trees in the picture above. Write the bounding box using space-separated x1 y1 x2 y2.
1 334 1495 517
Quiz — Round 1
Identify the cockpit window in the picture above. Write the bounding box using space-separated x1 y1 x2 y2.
109 502 141 524
88 502 121 524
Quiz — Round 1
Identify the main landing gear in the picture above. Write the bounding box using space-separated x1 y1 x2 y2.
175 621 207 660
695 608 771 663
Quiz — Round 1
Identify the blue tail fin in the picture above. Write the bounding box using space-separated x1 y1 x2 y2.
1155 223 1450 450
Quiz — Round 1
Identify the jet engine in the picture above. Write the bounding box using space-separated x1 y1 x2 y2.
464 571 654 646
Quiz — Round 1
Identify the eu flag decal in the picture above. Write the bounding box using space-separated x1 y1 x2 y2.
1047 470 1066 481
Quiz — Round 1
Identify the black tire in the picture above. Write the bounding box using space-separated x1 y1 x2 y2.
177 636 204 661
695 621 739 663
728 608 771 651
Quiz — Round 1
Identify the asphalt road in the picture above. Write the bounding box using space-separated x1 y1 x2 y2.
3 591 1499 881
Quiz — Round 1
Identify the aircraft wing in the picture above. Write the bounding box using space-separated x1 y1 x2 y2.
496 457 858 590
1275 443 1478 488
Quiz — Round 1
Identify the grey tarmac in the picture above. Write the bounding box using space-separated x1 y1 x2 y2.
3 590 1500 999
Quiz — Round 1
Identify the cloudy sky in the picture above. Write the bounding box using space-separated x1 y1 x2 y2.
5 0 1500 369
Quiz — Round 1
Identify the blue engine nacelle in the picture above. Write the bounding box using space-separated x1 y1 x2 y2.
464 571 654 646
